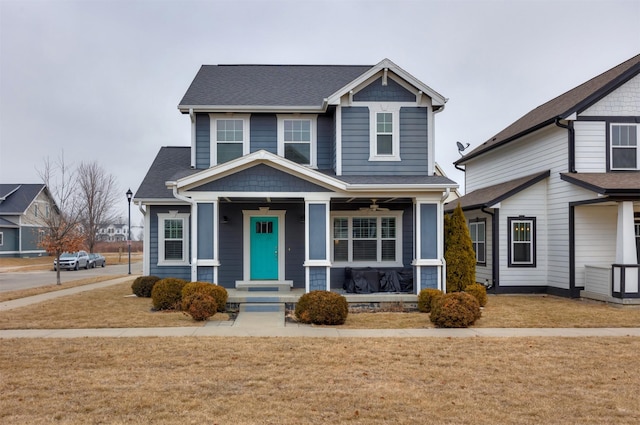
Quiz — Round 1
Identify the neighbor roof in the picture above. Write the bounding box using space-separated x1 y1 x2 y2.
456 54 640 164
179 64 373 111
560 172 640 197
0 184 46 214
445 170 550 211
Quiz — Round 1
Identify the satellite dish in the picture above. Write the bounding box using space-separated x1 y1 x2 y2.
456 141 470 156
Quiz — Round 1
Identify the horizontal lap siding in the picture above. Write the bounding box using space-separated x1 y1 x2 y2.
466 211 493 286
574 121 606 172
574 205 617 287
341 107 428 175
195 113 210 169
250 114 277 154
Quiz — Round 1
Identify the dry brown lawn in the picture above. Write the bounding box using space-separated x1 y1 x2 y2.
0 253 141 272
1 337 639 424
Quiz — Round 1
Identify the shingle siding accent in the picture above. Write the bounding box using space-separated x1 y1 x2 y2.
250 114 277 154
582 74 640 116
195 113 210 169
309 267 327 291
191 164 331 192
353 77 415 102
420 266 438 290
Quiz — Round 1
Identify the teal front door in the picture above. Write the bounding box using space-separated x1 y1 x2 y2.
250 216 279 280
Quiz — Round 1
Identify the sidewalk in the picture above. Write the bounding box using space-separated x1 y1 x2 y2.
1 276 640 339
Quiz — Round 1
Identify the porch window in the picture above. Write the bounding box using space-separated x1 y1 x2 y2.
210 115 250 165
508 217 535 267
331 212 402 266
277 115 317 167
158 213 190 265
469 219 486 264
611 124 638 170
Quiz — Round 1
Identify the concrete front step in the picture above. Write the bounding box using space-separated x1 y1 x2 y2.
240 303 285 313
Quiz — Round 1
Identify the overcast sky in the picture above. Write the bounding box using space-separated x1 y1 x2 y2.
1 0 639 223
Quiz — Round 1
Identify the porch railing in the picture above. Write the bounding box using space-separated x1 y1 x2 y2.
612 264 640 299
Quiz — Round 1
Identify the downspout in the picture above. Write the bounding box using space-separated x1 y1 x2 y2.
171 184 197 282
481 206 498 291
555 118 576 173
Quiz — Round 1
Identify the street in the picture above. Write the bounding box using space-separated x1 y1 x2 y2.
0 262 142 292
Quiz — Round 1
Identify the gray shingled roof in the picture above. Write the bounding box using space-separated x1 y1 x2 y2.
445 170 550 211
179 64 373 109
0 184 46 214
560 172 640 196
457 54 640 164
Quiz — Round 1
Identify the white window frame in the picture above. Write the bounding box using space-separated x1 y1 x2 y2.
0 231 3 246
157 212 190 266
368 103 401 161
469 220 486 264
277 114 317 168
610 123 639 170
210 114 250 166
509 217 535 267
330 210 403 267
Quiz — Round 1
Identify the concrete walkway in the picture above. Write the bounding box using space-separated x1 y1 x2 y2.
2 277 640 339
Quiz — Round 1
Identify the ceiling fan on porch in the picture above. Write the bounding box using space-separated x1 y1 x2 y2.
359 199 390 212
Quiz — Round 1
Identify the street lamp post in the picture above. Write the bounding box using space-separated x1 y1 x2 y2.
126 188 133 275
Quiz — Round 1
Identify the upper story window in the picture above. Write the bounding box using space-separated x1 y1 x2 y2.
277 115 317 167
508 217 535 267
368 104 400 161
469 219 486 264
210 114 250 165
34 204 39 218
331 211 403 267
611 124 638 170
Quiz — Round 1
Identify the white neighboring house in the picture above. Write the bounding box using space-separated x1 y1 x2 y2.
450 54 640 304
97 223 130 242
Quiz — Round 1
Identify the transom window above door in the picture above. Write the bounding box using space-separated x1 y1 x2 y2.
210 114 250 165
277 115 317 167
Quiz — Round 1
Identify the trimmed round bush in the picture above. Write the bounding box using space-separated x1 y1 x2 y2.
151 278 188 311
295 290 348 325
131 275 161 298
417 288 443 313
182 292 217 321
465 283 488 307
181 281 228 312
430 292 481 328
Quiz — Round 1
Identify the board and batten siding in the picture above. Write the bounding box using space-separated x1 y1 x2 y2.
574 205 617 287
574 121 606 173
581 74 640 116
250 114 277 154
340 106 428 175
195 113 210 169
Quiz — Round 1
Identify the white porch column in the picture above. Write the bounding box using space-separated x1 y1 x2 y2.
303 195 332 292
614 201 638 293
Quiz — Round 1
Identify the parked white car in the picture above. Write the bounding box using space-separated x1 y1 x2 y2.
53 251 90 271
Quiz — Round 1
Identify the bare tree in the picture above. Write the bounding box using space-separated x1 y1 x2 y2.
37 153 85 285
77 161 120 253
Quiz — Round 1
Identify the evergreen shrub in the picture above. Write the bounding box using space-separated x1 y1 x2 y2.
430 292 481 328
182 292 217 321
131 275 161 298
295 290 348 325
417 288 443 313
465 283 488 307
151 278 188 311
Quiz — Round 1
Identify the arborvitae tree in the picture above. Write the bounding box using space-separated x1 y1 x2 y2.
444 203 476 292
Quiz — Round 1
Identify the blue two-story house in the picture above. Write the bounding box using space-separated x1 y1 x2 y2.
135 59 457 294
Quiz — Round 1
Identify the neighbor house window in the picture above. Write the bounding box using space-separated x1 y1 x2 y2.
508 217 535 267
210 114 250 165
158 212 190 265
611 124 638 170
469 219 486 264
332 211 402 266
0 232 3 246
277 115 317 167
34 204 39 218
368 104 400 161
